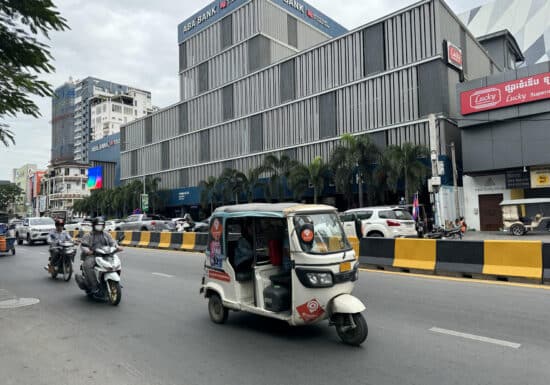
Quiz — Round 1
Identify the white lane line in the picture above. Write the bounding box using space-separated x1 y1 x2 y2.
152 272 174 278
39 252 47 255
429 327 521 349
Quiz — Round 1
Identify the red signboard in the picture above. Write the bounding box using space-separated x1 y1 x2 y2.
447 41 463 71
460 72 550 115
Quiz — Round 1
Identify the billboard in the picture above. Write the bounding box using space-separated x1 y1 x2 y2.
460 72 550 115
87 166 103 190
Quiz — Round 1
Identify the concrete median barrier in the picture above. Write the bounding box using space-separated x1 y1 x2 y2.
194 232 209 252
393 238 436 271
158 232 171 249
483 240 542 280
436 240 484 275
138 231 151 248
182 232 196 251
348 236 360 257
358 238 395 267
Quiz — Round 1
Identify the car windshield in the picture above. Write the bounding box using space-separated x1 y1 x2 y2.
30 218 55 226
293 213 351 255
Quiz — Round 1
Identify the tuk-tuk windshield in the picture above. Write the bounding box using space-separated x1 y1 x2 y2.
294 213 351 255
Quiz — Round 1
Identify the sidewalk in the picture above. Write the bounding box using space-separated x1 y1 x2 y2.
463 231 550 242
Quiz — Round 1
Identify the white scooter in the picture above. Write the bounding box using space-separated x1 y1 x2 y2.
75 244 123 306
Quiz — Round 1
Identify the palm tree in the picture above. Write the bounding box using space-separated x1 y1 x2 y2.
218 168 247 204
0 123 15 147
382 143 430 202
240 167 264 203
262 154 297 202
330 144 355 208
199 176 219 213
288 157 330 204
145 176 162 213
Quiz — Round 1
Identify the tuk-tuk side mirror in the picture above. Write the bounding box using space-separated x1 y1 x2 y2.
298 224 315 245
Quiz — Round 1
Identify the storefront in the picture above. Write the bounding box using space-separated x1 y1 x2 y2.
458 62 550 231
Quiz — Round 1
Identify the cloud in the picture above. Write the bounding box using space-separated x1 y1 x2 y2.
1 0 486 180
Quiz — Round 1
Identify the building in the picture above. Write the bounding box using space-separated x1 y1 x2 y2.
121 0 504 218
457 60 550 231
51 77 152 165
11 164 37 216
459 0 550 65
40 162 89 216
29 170 46 216
88 132 122 189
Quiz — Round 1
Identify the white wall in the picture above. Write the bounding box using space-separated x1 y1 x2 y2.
438 186 464 225
463 174 511 231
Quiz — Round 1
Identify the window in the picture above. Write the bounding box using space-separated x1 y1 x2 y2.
65 168 69 176
112 104 122 113
378 210 394 219
220 15 233 49
66 184 71 190
339 214 353 222
280 59 296 102
393 209 413 220
222 84 234 121
319 92 337 139
82 183 86 190
179 42 187 71
198 62 209 93
287 15 297 48
356 211 373 220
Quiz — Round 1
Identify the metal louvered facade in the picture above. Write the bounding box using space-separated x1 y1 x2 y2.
121 0 500 206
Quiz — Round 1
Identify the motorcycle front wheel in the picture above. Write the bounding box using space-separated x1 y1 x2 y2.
107 281 121 306
62 259 73 281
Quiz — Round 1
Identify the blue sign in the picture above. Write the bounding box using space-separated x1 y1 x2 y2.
165 187 202 206
177 0 347 44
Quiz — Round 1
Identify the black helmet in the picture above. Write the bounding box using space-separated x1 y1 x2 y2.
92 217 105 231
55 218 65 227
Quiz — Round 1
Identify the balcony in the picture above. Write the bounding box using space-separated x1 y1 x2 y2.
49 192 88 200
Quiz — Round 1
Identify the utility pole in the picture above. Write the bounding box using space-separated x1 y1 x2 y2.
428 114 442 227
450 141 460 219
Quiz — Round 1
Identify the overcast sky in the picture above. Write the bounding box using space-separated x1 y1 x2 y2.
1 0 488 180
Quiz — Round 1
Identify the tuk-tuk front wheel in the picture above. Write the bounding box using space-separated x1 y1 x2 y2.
208 293 228 324
335 313 368 346
510 224 525 236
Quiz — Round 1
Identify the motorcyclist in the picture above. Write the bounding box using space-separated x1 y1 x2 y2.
45 218 72 273
80 217 123 296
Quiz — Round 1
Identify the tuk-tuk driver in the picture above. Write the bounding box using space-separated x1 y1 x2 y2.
235 220 255 267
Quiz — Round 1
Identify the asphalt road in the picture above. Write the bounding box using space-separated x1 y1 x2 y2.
1 244 549 385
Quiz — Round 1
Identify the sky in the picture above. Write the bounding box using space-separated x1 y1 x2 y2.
1 0 489 180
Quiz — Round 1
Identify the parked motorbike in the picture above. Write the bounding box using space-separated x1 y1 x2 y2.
75 241 124 306
425 226 463 240
47 241 77 281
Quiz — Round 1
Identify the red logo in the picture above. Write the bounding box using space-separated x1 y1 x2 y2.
448 45 462 66
306 9 314 18
296 299 325 322
300 228 314 243
220 1 227 9
469 88 501 110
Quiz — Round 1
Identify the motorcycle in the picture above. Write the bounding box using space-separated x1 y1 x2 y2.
425 226 463 240
46 241 77 281
75 242 123 306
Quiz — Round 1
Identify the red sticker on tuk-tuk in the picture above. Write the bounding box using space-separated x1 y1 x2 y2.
296 299 325 322
208 270 231 282
300 228 314 243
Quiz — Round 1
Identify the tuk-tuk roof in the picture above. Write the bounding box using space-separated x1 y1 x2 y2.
500 198 550 206
213 203 337 218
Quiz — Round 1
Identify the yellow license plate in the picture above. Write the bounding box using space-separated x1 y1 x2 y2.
340 261 352 273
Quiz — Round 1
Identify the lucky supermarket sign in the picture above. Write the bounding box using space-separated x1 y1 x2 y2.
460 72 550 115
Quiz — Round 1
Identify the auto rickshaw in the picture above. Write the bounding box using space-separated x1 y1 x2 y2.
200 203 368 346
0 223 16 256
500 198 550 235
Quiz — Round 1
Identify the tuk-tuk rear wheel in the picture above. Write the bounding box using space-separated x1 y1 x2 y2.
208 293 228 324
336 313 368 346
510 224 525 236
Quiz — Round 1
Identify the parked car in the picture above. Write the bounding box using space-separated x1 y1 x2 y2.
117 214 175 232
340 207 417 238
64 218 92 232
192 216 211 232
16 217 56 245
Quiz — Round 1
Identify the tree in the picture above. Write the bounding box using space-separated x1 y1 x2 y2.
382 143 430 202
330 144 355 208
145 176 162 213
218 168 247 204
241 167 264 203
262 154 297 202
199 176 219 213
0 0 69 146
0 183 22 211
288 157 330 204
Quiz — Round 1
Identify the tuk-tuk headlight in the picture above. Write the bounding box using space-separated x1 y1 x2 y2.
296 269 334 288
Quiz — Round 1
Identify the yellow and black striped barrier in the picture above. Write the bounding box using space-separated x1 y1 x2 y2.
360 237 550 283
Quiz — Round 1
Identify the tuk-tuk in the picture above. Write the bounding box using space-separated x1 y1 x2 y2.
0 222 16 256
500 198 550 235
200 203 368 346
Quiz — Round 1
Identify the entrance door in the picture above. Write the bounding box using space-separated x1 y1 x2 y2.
478 194 503 231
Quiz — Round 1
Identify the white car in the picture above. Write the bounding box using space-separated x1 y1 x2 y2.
64 219 92 232
16 217 56 245
105 220 123 232
340 207 417 238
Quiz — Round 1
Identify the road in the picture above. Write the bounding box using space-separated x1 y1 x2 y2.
1 244 549 385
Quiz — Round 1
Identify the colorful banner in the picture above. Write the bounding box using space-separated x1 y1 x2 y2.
460 72 550 115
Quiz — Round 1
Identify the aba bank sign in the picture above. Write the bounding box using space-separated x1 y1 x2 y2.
461 72 550 115
91 138 120 152
282 0 330 29
182 0 238 34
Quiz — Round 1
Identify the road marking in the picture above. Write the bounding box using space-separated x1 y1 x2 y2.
39 252 47 255
152 272 174 278
0 298 40 309
429 327 521 349
360 268 550 291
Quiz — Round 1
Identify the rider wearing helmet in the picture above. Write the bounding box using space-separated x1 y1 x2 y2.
46 218 72 273
80 217 123 295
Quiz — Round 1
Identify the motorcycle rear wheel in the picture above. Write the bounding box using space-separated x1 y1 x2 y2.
63 259 73 281
107 281 121 306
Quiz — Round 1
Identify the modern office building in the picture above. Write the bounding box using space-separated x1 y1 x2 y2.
459 0 550 65
121 0 505 216
51 77 152 165
457 60 550 231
